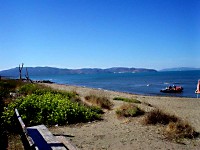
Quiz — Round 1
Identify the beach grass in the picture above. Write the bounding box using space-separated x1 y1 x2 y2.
165 121 198 140
143 109 198 140
143 109 178 125
85 95 113 110
113 97 141 104
116 104 144 118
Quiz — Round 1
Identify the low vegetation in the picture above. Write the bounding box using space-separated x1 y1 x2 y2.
143 109 178 125
0 79 104 149
113 97 141 104
165 121 198 140
1 80 102 130
116 104 144 118
87 105 104 114
85 95 113 110
0 79 26 149
3 92 101 129
144 109 198 141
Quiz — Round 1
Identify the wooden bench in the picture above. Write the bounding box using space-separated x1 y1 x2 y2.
15 109 78 150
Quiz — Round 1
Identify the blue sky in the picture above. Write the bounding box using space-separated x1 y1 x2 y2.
0 0 199 71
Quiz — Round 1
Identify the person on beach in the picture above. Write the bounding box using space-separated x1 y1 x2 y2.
195 80 200 94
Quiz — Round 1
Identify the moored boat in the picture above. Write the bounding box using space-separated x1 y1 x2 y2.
160 85 183 93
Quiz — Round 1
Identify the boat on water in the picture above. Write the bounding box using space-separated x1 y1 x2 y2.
160 85 183 93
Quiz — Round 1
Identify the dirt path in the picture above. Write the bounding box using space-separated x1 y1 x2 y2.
43 83 200 149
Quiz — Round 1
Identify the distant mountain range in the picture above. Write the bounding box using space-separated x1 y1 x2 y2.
160 67 200 72
0 67 157 77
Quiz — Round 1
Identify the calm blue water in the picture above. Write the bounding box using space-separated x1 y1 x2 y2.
30 70 200 98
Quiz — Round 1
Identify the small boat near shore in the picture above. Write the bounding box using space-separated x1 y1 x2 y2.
160 85 183 93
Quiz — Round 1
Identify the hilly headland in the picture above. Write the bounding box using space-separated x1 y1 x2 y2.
0 67 157 77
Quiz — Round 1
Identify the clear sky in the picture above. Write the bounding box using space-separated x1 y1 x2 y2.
0 0 199 71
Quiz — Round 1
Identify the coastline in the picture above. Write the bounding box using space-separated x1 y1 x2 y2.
43 82 200 132
28 70 199 98
40 82 200 149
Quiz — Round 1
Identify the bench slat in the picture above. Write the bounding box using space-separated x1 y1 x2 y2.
15 109 35 149
56 136 78 150
15 109 78 150
27 125 68 150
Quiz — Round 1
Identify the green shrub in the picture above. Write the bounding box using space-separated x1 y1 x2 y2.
113 97 141 104
33 88 78 99
0 79 24 98
87 106 104 114
2 92 102 129
18 83 38 95
116 104 144 117
18 83 78 99
0 79 23 89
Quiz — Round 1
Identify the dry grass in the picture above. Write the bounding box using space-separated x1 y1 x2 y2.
142 101 153 107
165 121 198 140
7 134 24 150
85 95 113 110
143 109 198 141
116 104 144 118
143 109 178 125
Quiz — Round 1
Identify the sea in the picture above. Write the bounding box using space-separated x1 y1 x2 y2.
30 70 200 98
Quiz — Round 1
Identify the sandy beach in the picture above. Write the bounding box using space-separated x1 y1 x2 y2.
42 83 200 150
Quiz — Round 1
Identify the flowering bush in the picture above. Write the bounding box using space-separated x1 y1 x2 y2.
2 90 101 129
